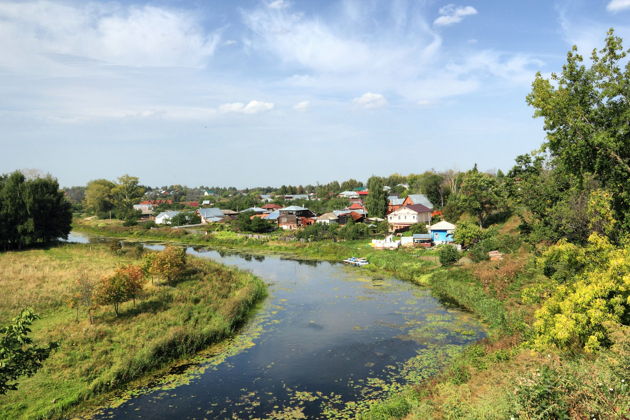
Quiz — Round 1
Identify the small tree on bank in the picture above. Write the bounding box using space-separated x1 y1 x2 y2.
149 246 187 284
439 245 460 267
94 265 145 316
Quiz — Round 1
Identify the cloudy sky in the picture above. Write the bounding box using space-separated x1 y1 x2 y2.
1 0 629 188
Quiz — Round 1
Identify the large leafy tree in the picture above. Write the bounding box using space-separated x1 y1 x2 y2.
365 176 387 218
526 29 630 229
84 179 115 218
0 310 58 394
457 170 504 227
0 172 71 250
111 175 145 220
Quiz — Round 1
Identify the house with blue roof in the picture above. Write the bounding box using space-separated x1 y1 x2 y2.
197 207 224 224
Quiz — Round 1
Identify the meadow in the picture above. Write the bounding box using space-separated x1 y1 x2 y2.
0 243 266 419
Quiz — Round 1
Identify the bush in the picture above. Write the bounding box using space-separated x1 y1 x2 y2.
439 245 460 266
513 365 570 419
141 220 156 230
533 234 629 352
149 246 187 284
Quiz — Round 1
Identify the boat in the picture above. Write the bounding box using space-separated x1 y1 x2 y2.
343 257 369 266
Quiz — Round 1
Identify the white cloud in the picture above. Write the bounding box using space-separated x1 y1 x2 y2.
607 0 630 12
353 92 387 109
268 0 289 10
293 100 310 111
434 4 478 26
0 1 219 70
219 100 274 114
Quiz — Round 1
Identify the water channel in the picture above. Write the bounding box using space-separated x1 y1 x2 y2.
67 232 485 419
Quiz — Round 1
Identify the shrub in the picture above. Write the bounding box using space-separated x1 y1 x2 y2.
533 234 630 352
149 246 187 284
439 245 460 266
513 365 570 419
141 220 156 230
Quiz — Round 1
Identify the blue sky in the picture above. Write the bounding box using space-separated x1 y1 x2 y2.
1 0 629 188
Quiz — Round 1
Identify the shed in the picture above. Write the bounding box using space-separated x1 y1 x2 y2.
429 221 456 244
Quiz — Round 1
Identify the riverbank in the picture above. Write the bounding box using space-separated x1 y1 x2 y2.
0 243 266 420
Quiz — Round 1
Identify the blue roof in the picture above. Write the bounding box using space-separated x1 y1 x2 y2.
198 208 224 218
266 210 280 220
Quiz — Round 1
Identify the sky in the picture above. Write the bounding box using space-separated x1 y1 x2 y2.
1 0 629 188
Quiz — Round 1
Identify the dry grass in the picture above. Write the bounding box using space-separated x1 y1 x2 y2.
469 251 528 299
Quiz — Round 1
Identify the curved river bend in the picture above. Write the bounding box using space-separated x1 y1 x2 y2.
68 233 485 419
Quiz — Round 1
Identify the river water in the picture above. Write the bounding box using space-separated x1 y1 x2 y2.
67 232 484 419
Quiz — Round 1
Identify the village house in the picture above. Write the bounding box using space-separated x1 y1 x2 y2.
387 196 404 214
316 212 339 225
387 204 432 232
338 190 360 199
402 194 433 210
155 211 181 225
262 203 282 211
429 220 456 244
197 208 224 224
133 203 155 219
240 207 268 215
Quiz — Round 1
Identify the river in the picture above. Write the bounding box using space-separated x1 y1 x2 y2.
67 232 484 419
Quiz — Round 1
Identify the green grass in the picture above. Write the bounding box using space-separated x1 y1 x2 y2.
0 243 266 419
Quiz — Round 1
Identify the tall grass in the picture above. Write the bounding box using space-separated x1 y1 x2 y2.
0 243 266 419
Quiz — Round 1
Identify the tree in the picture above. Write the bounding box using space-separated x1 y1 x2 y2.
84 179 115 218
458 170 504 227
68 274 96 324
438 245 460 266
454 221 486 249
0 310 58 394
526 29 630 230
418 172 449 208
111 175 145 221
365 176 387 218
149 246 187 284
94 273 129 316
170 211 201 226
0 171 72 250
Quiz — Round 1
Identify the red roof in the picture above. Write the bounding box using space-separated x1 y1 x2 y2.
262 203 282 210
348 202 365 210
348 211 364 221
357 190 369 195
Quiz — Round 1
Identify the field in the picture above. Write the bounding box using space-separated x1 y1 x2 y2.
0 243 266 419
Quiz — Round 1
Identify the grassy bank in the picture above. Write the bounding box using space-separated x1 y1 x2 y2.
0 243 266 419
73 218 442 284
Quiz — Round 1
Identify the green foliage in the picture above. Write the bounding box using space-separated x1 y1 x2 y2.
338 221 371 240
456 170 506 227
0 171 72 250
454 221 487 249
232 212 276 233
84 179 115 218
533 234 630 352
170 211 201 226
430 270 511 332
513 365 570 419
438 245 460 266
0 310 57 394
296 223 338 241
409 223 428 234
527 29 630 230
365 176 387 218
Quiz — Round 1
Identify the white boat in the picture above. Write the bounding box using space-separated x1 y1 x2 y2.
343 257 369 266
